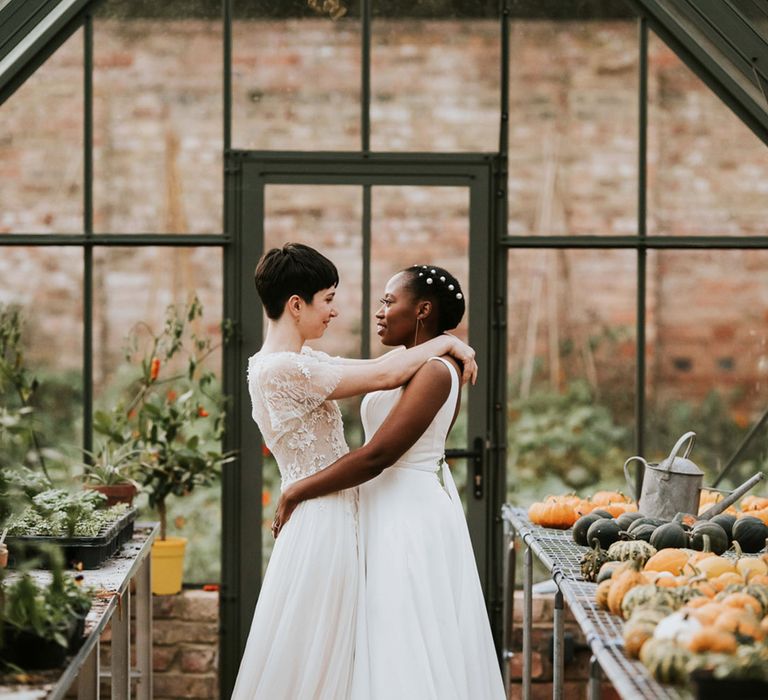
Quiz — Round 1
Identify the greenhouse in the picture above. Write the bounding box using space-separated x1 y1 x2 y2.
1 0 768 698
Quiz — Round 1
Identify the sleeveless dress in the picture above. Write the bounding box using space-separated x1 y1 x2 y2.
351 357 505 700
232 347 359 700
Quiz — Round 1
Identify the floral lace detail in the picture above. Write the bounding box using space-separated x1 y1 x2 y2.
247 347 349 489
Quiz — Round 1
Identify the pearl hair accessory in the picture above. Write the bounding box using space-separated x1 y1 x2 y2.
426 278 433 284
456 293 463 299
448 284 454 290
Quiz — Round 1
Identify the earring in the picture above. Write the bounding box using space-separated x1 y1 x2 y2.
414 317 423 346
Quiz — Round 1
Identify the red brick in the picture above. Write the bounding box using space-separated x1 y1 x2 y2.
179 645 217 673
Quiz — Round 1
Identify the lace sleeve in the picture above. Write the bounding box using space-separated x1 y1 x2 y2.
259 351 343 434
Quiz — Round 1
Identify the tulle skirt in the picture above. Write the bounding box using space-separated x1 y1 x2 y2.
231 489 358 700
351 465 505 700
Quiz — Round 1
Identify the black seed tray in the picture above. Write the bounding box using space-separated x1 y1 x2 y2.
6 507 138 569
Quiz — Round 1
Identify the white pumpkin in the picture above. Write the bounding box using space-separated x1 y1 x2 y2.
653 611 702 646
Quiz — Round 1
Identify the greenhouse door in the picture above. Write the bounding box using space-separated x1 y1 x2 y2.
221 151 507 688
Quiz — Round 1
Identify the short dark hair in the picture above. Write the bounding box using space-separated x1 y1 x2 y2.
255 243 339 319
400 264 466 333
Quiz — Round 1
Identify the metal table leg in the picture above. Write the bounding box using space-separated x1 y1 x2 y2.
111 589 130 700
135 555 153 700
588 655 601 700
77 640 100 700
502 520 516 695
522 545 533 700
552 587 564 700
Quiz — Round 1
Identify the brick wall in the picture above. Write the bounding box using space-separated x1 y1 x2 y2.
99 590 219 700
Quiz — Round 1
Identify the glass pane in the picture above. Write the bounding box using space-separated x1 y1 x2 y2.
0 248 83 479
93 247 224 583
261 184 363 573
647 34 768 236
507 19 638 236
506 249 637 503
370 6 500 151
370 186 470 505
645 250 768 489
93 3 223 234
0 31 84 234
232 2 361 151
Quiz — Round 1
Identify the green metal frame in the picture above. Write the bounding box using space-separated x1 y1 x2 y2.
2 0 768 697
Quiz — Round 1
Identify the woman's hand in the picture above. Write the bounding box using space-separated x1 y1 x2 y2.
444 335 477 385
271 487 300 538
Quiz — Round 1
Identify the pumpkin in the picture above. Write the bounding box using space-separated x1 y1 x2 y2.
574 499 597 517
732 516 768 553
600 502 638 518
710 513 737 541
528 499 577 529
607 560 646 616
639 639 692 685
595 579 612 610
653 610 702 645
580 542 611 583
590 508 615 519
685 595 713 609
673 512 698 530
685 576 717 599
592 490 631 506
688 601 727 626
596 560 623 584
644 549 690 575
718 591 763 617
626 523 656 543
711 572 745 592
736 557 768 580
740 495 768 512
761 615 768 636
586 518 622 549
650 522 689 550
628 517 667 533
714 608 764 641
607 539 656 566
694 555 738 580
686 628 737 654
621 584 678 620
689 522 729 555
615 511 644 531
572 512 606 547
622 621 655 659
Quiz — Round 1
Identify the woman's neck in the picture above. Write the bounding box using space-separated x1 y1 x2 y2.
261 318 305 354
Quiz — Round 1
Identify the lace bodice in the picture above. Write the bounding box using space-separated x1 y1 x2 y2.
247 347 349 489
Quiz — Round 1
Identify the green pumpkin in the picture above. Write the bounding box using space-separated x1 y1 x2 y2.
627 517 667 533
586 518 622 549
572 512 607 547
627 523 656 543
688 521 729 555
745 584 768 616
639 639 692 685
650 522 689 550
710 513 737 541
607 539 657 566
596 560 623 584
590 509 615 519
621 585 677 620
615 511 644 531
732 516 768 553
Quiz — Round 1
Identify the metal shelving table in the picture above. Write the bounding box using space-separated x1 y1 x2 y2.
0 522 159 700
501 505 691 700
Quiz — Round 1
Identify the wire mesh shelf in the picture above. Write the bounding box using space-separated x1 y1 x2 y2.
503 505 693 700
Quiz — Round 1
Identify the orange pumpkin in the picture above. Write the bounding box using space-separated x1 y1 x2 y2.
595 579 612 611
741 495 768 512
644 549 690 576
695 555 738 580
745 507 768 526
686 628 737 654
689 602 726 626
712 572 745 592
591 490 631 506
719 592 763 617
528 500 577 529
714 609 764 640
607 563 646 616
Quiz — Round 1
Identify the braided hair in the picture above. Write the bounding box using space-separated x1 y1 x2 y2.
400 264 466 333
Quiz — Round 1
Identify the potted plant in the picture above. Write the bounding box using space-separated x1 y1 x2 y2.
94 296 233 594
78 442 142 507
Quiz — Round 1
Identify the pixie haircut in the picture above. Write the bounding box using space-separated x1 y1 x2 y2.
255 243 339 320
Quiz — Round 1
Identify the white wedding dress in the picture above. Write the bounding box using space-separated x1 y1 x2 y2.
232 347 358 699
351 356 505 700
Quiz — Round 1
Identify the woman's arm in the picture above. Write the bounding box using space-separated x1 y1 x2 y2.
329 335 475 400
273 358 460 535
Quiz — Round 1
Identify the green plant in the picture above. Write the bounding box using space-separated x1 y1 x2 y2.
94 296 233 540
77 442 142 487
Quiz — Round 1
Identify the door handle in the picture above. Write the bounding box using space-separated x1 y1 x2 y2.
445 436 484 499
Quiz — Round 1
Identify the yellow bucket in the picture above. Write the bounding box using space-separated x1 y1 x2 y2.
151 537 187 595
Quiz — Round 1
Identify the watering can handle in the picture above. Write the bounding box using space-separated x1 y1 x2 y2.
662 431 696 472
623 456 647 501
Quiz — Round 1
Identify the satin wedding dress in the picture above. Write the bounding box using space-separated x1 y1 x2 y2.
351 356 505 700
232 347 358 699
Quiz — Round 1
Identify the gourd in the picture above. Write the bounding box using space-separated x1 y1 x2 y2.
572 513 606 547
695 554 738 580
620 584 678 620
590 509 615 519
622 620 655 659
626 523 656 543
586 518 622 549
580 542 611 583
628 517 667 533
592 490 630 506
595 579 612 610
528 498 578 529
688 601 726 626
596 561 623 584
607 560 646 616
711 571 744 592
736 556 768 580
688 522 729 555
615 511 644 531
650 522 688 550
686 628 737 654
644 549 690 575
744 584 768 615
710 513 737 541
740 495 768 512
639 639 692 685
717 591 763 617
653 610 702 645
600 502 638 518
731 516 768 553
714 608 764 641
607 540 656 566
